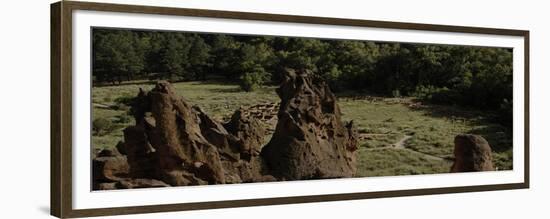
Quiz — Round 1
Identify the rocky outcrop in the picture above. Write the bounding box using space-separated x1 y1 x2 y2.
92 149 129 184
94 81 272 188
261 69 358 180
123 125 158 179
450 134 495 172
92 147 169 191
93 72 363 189
224 109 266 159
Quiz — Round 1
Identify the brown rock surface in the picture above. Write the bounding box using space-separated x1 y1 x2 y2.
123 125 158 179
114 81 271 187
224 108 267 158
450 134 495 172
92 149 130 189
261 69 358 180
145 82 227 185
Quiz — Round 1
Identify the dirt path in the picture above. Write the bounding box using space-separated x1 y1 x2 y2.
366 134 447 162
391 135 412 149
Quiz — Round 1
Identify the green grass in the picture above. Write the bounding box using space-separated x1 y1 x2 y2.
92 80 513 176
92 81 279 121
356 148 451 177
339 97 513 172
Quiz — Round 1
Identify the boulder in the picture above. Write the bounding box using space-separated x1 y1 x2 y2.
92 150 129 182
261 69 358 180
450 134 495 172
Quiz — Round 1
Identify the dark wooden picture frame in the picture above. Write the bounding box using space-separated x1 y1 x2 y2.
51 1 529 218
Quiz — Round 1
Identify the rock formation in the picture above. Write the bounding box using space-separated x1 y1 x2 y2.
92 149 129 186
261 69 359 180
450 134 495 172
224 109 266 159
92 81 273 189
93 71 362 189
92 148 170 190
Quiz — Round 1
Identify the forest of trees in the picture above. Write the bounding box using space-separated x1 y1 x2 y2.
92 28 513 124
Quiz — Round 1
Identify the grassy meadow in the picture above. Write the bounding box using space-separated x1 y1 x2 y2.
92 81 513 177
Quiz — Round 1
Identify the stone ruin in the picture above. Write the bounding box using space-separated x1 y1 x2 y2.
450 134 495 172
93 69 358 189
233 102 279 135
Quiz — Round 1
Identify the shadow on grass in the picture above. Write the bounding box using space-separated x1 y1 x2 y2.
334 90 379 99
467 126 513 153
207 87 243 93
190 78 239 85
92 77 240 87
408 102 513 153
93 80 156 87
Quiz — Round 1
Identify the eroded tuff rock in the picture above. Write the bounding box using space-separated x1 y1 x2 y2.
92 149 129 190
119 81 270 186
450 134 495 172
93 147 170 190
261 69 358 180
224 109 266 158
93 73 363 189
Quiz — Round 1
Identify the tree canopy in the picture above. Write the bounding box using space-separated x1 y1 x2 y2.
92 28 513 124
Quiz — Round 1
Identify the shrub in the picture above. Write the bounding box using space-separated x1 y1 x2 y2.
114 95 134 106
111 95 134 111
92 118 112 136
412 85 458 105
116 114 132 124
391 89 401 98
239 66 269 92
110 103 129 111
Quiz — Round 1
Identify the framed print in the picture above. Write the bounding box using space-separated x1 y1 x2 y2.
51 1 529 218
